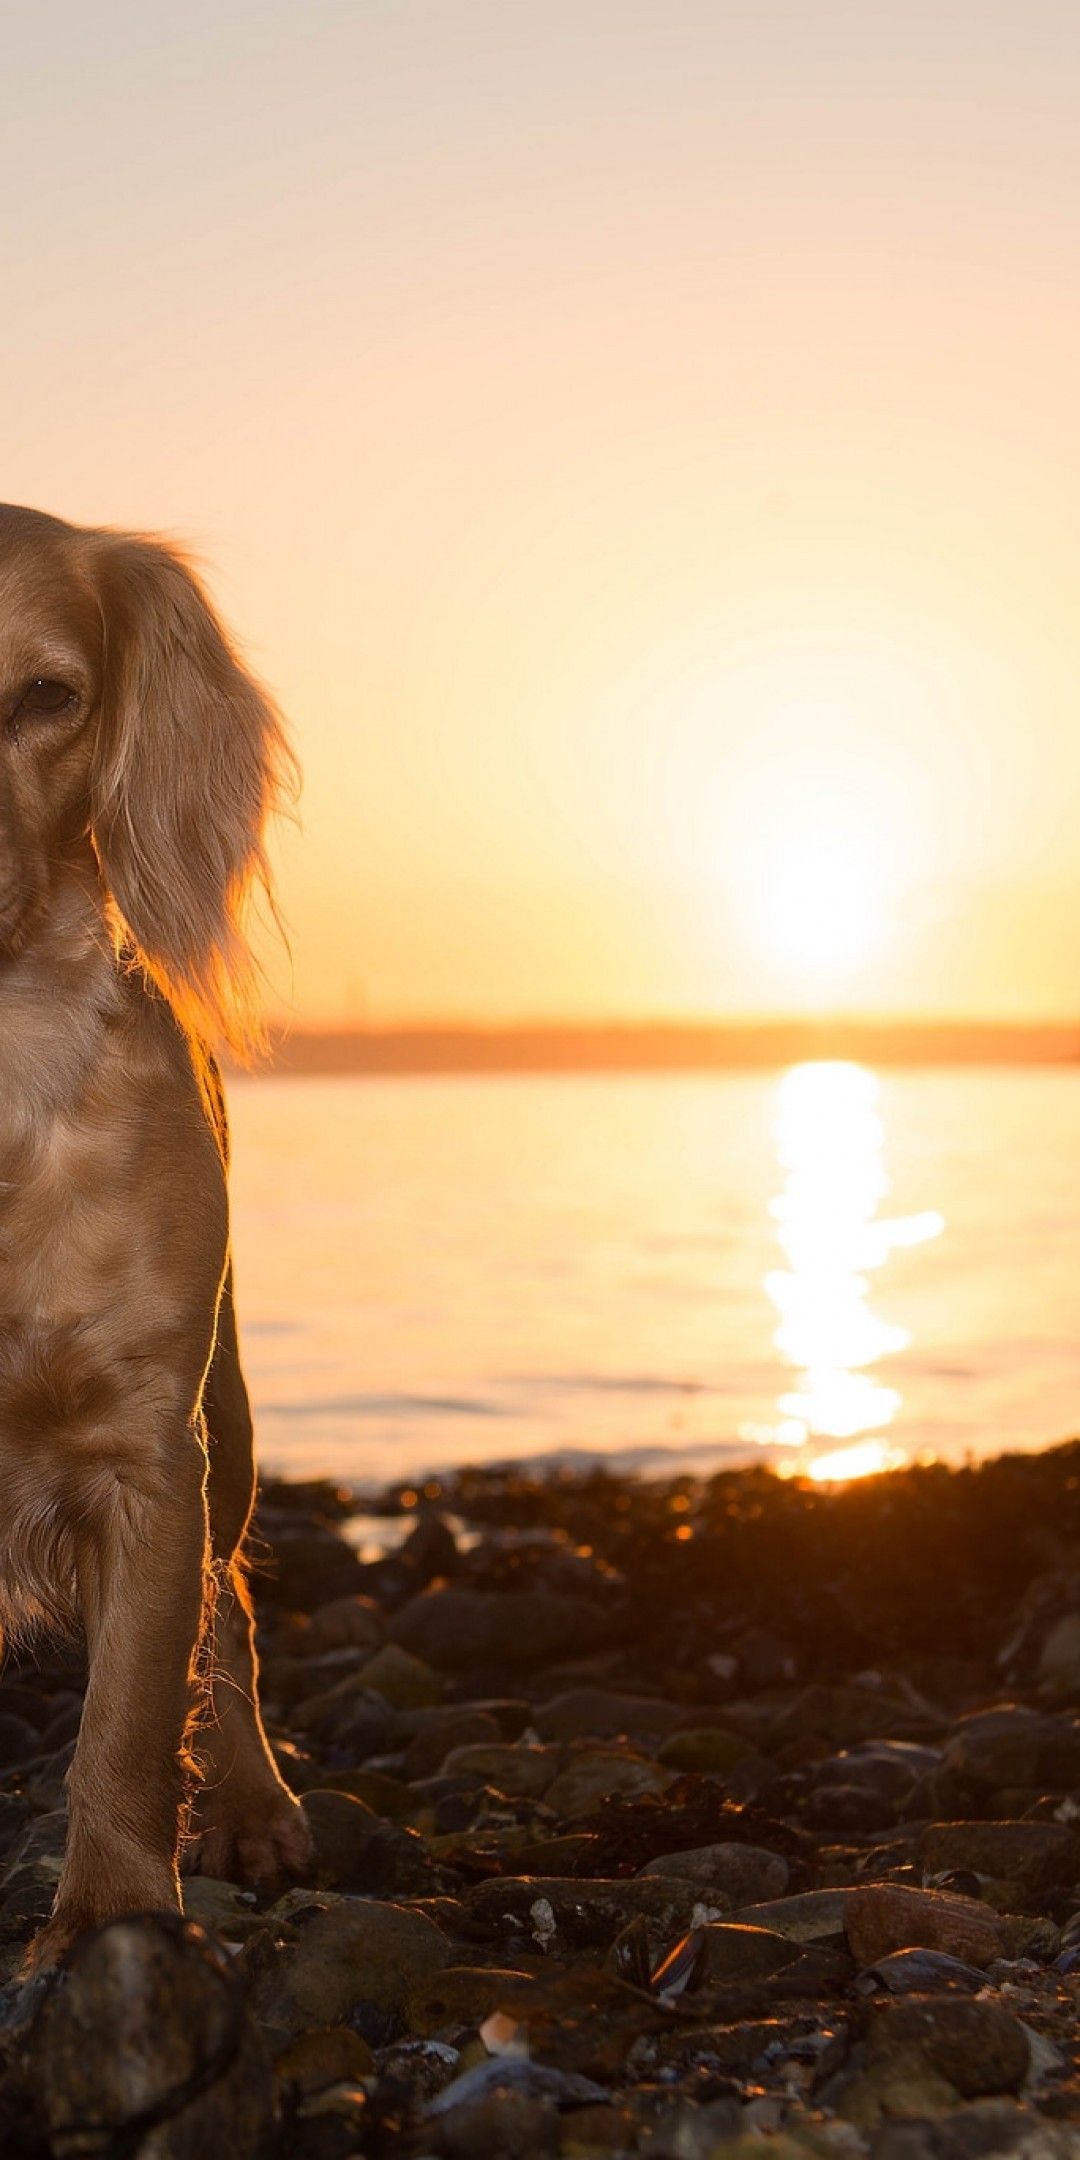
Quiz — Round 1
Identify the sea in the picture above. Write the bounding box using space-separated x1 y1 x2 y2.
225 1064 1080 1488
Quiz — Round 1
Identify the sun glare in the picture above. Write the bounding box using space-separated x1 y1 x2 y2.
804 1439 902 1484
746 1061 945 1481
763 843 884 977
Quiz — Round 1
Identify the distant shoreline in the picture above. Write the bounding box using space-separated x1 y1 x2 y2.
260 1018 1080 1076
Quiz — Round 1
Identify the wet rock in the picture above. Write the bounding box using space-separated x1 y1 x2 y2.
656 1727 761 1774
439 1741 559 1798
856 1947 992 1996
865 1995 1031 2097
275 2023 376 2098
405 1965 535 2036
426 2053 608 2117
945 1706 1080 1791
29 1914 273 2159
730 1889 851 1944
354 1642 443 1708
725 1626 801 1689
532 1688 685 1744
802 1782 894 1833
918 1819 1080 1895
0 1714 38 1768
822 1738 942 1789
557 2102 640 2154
462 1874 707 1951
265 1525 367 1610
543 1751 673 1819
400 1508 460 1583
835 2057 965 2129
304 1594 386 1658
639 1841 789 1904
772 1685 940 1748
181 1878 260 1938
389 1586 613 1671
403 1708 502 1779
291 1673 398 1750
252 1896 452 2041
691 1921 802 1985
846 1885 1006 1969
425 2089 560 2158
315 1765 413 1818
303 1792 440 1897
375 2034 460 2110
0 1683 56 1730
870 2099 1077 2158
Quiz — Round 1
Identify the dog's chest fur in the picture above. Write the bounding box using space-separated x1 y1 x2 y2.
0 947 229 1456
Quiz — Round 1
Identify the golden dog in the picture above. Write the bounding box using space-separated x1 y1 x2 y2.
0 504 310 1964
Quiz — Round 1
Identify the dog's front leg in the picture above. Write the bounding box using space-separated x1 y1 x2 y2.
33 1433 209 1968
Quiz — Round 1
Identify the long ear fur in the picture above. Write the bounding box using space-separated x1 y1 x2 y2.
90 534 297 1056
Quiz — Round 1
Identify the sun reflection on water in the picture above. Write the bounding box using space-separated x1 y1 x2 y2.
754 1061 944 1479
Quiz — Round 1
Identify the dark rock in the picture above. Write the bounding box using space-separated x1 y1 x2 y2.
264 1525 367 1610
354 1642 443 1708
424 2089 560 2158
692 1922 802 1985
462 1874 705 1951
400 1510 460 1583
771 1685 941 1748
918 1819 1080 1895
303 1793 440 1898
945 1706 1080 1791
302 1787 381 1884
865 1994 1031 2098
871 2100 1067 2158
656 1727 761 1774
543 1751 672 1818
846 1884 1007 1969
438 1741 558 1798
292 1672 399 1748
252 1895 451 2041
532 1688 685 1744
275 2023 375 2098
405 1965 534 2037
726 1626 800 1688
402 1708 502 1779
303 1592 386 1657
389 1585 613 1671
803 1782 895 1833
731 1889 850 1943
857 1948 992 1996
639 1841 789 1904
29 1914 273 2158
375 2034 460 2115
0 1715 38 1768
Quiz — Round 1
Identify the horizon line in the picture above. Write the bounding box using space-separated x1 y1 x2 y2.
256 1015 1080 1077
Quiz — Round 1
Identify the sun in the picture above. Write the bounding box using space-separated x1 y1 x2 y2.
762 838 886 978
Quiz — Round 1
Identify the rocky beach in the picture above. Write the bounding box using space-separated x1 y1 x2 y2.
1 1442 1080 2157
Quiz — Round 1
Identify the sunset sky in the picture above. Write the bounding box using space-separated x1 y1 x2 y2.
6 1 1080 1023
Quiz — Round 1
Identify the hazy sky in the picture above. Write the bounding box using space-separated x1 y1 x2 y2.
6 1 1080 1020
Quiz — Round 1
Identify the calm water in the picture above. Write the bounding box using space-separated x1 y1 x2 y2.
226 1066 1080 1486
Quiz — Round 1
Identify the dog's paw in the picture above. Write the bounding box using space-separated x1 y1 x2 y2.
185 1785 312 1891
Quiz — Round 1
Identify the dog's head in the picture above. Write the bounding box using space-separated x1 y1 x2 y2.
0 503 295 1050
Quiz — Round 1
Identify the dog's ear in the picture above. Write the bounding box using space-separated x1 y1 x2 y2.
90 534 296 1055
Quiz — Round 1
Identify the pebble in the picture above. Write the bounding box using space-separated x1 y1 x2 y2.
389 1585 613 1670
252 1896 452 2041
639 1841 790 1903
845 1884 1007 1969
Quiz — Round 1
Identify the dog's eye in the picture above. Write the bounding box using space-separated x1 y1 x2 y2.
13 678 77 722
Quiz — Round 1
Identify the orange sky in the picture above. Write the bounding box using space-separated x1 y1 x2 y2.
6 3 1080 1023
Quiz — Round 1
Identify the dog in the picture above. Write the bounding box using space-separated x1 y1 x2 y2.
0 503 311 1965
